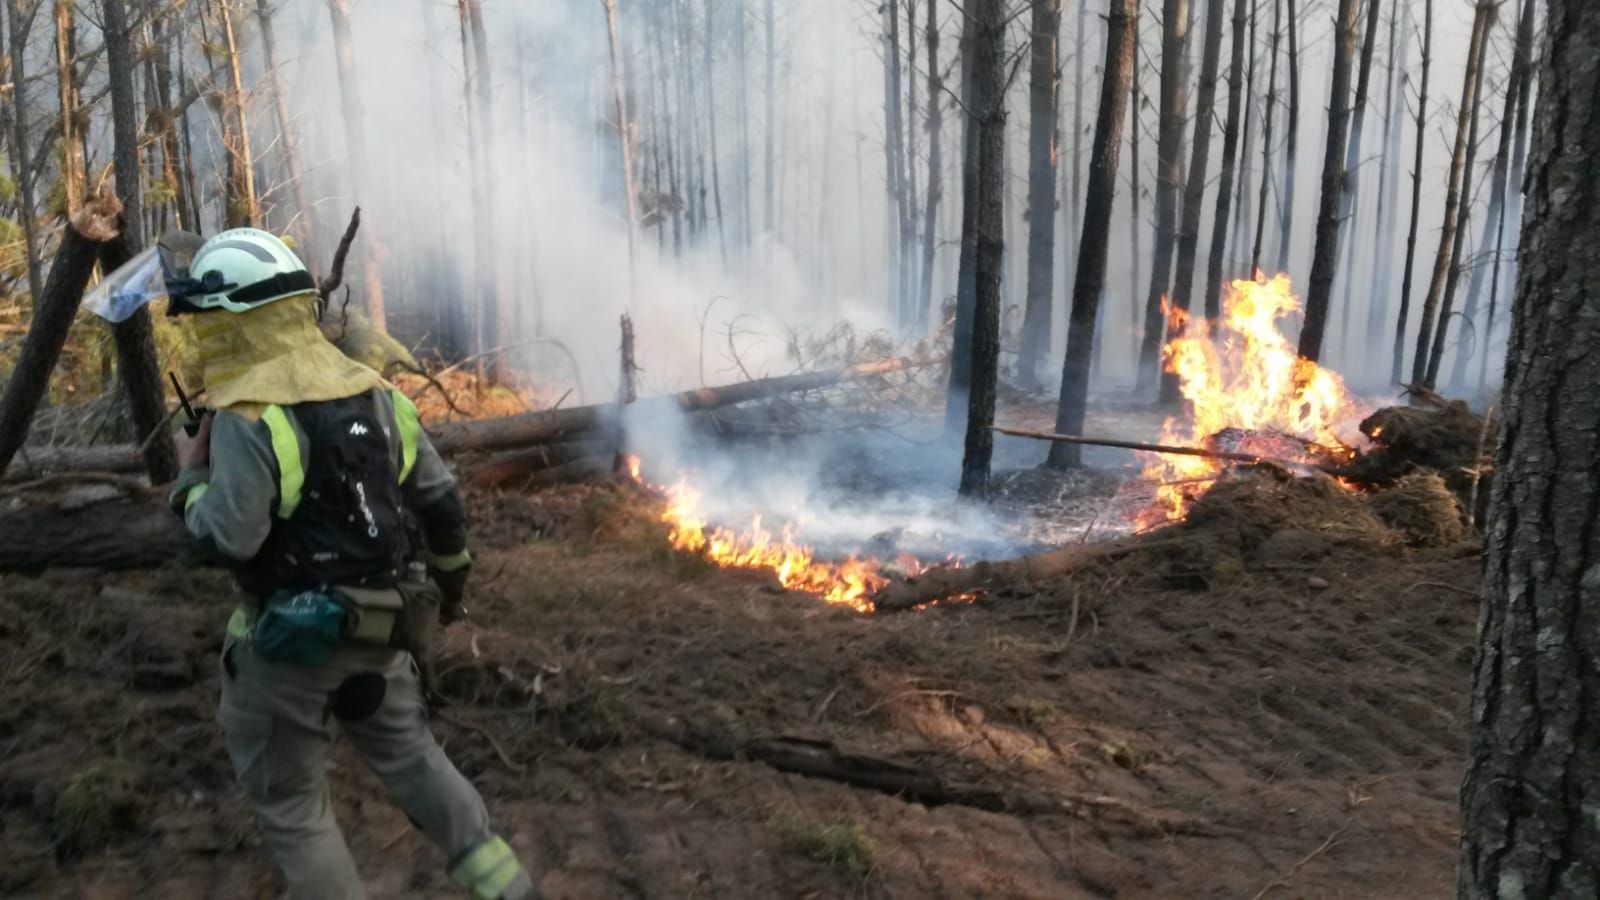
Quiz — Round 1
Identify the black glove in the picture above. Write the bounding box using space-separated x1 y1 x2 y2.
431 567 470 626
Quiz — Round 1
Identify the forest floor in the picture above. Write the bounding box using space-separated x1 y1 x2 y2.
0 402 1479 899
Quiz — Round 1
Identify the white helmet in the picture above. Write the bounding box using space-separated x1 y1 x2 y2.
167 228 315 314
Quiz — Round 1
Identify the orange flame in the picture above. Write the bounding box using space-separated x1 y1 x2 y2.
1139 275 1365 529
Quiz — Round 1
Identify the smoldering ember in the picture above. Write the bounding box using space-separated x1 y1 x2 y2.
0 0 1595 897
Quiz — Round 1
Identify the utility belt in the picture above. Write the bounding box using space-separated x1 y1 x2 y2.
250 579 441 668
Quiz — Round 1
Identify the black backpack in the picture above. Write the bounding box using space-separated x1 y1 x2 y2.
244 391 408 595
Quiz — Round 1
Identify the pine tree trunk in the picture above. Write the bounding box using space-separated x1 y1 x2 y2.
1276 0 1299 272
1127 35 1142 358
327 0 386 329
734 2 751 252
1478 0 1537 390
1161 0 1225 404
1018 0 1062 388
216 0 257 227
7 0 43 302
1228 0 1257 271
918 0 942 334
1067 0 1087 276
705 0 728 264
1048 0 1137 469
55 0 87 216
1458 0 1600 888
883 0 908 327
763 0 776 235
957 0 1006 498
1295 0 1359 363
945 7 981 434
601 0 640 304
1135 0 1192 394
1412 0 1492 387
1391 0 1431 385
1203 0 1248 322
1364 0 1405 355
1251 0 1281 272
256 0 317 265
1332 0 1382 363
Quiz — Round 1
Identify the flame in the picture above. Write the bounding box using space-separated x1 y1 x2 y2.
623 455 958 613
1139 275 1365 528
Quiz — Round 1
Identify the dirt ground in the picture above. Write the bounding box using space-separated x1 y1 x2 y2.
0 448 1479 898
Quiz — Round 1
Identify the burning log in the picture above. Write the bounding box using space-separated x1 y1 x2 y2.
993 426 1358 477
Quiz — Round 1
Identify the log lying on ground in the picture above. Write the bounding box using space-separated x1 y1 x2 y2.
461 438 616 489
870 535 1169 613
0 194 123 480
0 494 206 572
430 356 929 455
2 446 145 482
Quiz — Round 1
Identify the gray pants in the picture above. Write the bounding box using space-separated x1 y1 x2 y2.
219 634 530 899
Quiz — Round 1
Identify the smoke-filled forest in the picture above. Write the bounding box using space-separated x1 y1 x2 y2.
2 0 1599 896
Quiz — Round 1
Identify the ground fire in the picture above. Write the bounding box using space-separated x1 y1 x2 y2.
1138 274 1368 530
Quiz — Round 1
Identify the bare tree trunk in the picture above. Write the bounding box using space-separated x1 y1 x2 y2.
463 0 504 374
7 0 43 301
1067 0 1086 274
734 1 751 252
1048 0 1137 469
54 0 86 216
917 0 942 335
1135 0 1192 394
327 0 385 329
1412 0 1492 387
1332 0 1382 362
145 0 189 232
1127 26 1142 358
763 0 775 235
256 0 317 264
882 0 908 327
1478 0 1536 390
1391 0 1431 384
704 0 728 263
1458 0 1600 887
601 0 639 303
1364 0 1405 356
216 0 257 227
1295 0 1359 363
1275 0 1299 272
1162 0 1225 404
1018 0 1062 388
1229 0 1257 271
1203 0 1248 322
945 6 980 434
1460 0 1535 388
957 0 1006 498
1251 0 1281 272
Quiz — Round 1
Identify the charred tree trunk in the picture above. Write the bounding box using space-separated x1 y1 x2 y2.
1228 0 1257 272
1332 0 1383 361
1364 0 1405 357
1276 0 1300 273
1047 0 1137 470
883 0 909 327
1202 0 1248 322
957 0 1006 498
1460 0 1536 389
0 198 121 478
945 7 980 434
1294 0 1359 363
1127 29 1142 351
918 0 942 334
1458 0 1600 888
1066 0 1087 277
1251 0 1281 272
1392 0 1431 385
1018 0 1062 388
1135 0 1192 394
256 0 317 263
1161 0 1225 404
1412 0 1492 387
7 0 42 301
327 0 385 329
55 0 86 216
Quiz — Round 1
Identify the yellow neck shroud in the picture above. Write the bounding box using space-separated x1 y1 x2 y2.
193 293 386 414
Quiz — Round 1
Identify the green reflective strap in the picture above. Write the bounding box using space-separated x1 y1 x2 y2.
432 549 473 573
392 389 421 483
261 405 304 519
450 836 522 900
183 482 210 512
226 606 252 639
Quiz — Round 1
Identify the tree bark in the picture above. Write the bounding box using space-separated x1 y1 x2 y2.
1412 0 1492 387
327 0 386 329
1135 0 1192 394
1294 0 1359 363
101 233 178 484
54 0 86 217
0 197 122 479
917 0 942 335
882 0 909 327
1160 0 1226 403
1391 0 1431 385
957 0 1005 498
7 0 43 301
1127 29 1142 354
945 7 980 435
1202 0 1248 323
1018 0 1062 389
462 0 503 375
1047 0 1137 470
1276 0 1299 272
601 0 640 305
1458 0 1600 889
215 0 257 228
1364 0 1405 357
1228 0 1257 272
1250 0 1281 272
1331 0 1383 362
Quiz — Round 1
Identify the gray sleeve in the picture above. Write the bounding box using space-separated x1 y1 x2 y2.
180 412 280 562
404 428 458 509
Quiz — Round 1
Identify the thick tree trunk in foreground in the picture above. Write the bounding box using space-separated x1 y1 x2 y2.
1047 0 1137 470
102 235 179 484
1412 0 1492 387
328 0 386 329
1018 0 1062 388
1160 0 1225 403
957 0 1006 498
1458 0 1600 890
1135 0 1193 394
1392 0 1432 385
1203 0 1249 322
0 198 122 479
1295 0 1359 363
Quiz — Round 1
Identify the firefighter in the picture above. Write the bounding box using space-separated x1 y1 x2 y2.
166 228 533 899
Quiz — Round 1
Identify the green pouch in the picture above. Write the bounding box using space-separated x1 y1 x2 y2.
254 590 347 667
333 585 406 647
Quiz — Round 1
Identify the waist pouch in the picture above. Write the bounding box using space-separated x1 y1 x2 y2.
254 581 442 667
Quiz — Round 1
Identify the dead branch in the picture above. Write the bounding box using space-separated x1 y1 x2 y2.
317 206 361 302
